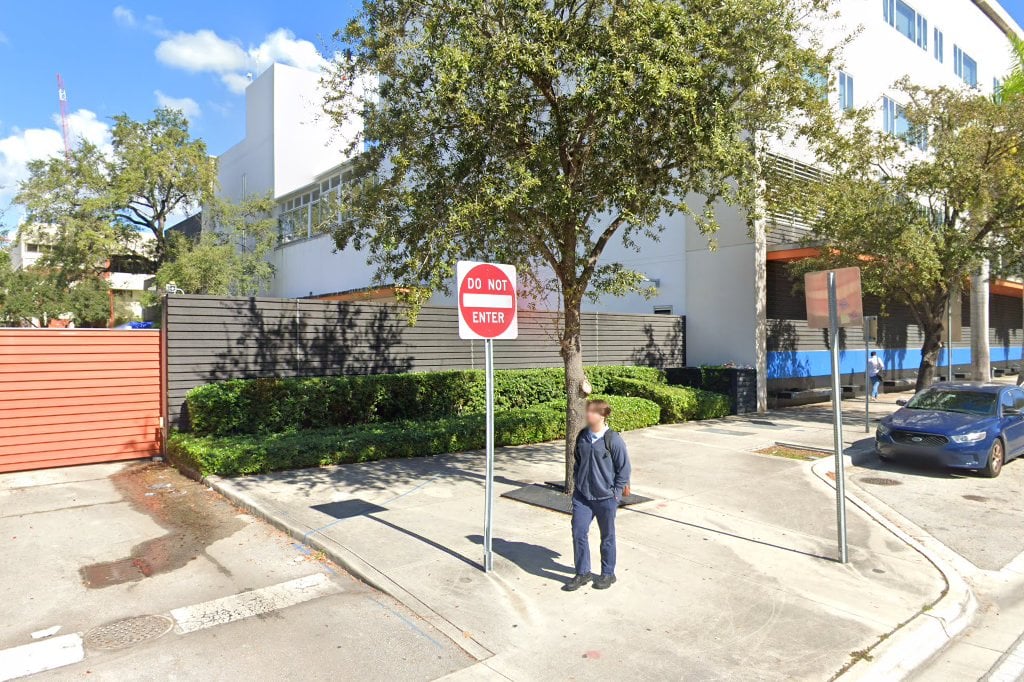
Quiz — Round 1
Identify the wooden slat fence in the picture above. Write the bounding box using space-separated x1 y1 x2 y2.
165 294 686 428
0 329 162 472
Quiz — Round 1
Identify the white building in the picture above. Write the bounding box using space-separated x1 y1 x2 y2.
209 0 1022 406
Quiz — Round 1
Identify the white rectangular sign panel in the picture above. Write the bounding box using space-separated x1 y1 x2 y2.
456 260 518 340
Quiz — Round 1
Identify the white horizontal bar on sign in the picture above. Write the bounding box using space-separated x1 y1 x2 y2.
462 294 514 309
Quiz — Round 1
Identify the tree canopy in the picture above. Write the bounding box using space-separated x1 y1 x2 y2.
779 82 1024 390
326 0 835 490
155 194 279 296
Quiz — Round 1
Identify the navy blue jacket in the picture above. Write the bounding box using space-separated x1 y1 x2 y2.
573 428 631 501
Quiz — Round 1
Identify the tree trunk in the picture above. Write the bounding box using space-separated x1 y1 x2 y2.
970 259 991 382
560 299 587 495
917 317 945 392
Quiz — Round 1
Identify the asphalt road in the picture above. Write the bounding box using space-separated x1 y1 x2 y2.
0 461 473 681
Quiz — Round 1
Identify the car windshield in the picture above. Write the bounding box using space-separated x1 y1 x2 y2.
905 389 997 416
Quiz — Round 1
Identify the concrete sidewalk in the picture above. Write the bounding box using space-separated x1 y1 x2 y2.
210 407 945 681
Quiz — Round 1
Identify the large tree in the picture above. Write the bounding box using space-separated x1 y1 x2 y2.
15 108 215 274
781 83 1024 391
325 0 833 491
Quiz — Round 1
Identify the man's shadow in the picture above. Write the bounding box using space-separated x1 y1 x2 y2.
466 535 574 582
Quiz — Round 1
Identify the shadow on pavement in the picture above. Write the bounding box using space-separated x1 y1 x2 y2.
623 507 837 563
311 499 482 571
466 534 574 581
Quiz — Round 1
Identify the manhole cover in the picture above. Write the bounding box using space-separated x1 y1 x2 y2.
963 494 990 502
860 477 902 486
84 615 173 650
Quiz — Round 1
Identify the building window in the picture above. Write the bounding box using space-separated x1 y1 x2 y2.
653 306 673 315
838 72 854 110
883 0 927 50
933 28 943 63
954 46 978 87
883 97 927 150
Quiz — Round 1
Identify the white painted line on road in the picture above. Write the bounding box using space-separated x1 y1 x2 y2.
170 573 338 634
0 634 84 681
461 293 513 308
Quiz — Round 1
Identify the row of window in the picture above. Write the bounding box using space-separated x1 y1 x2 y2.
883 0 978 87
278 166 365 241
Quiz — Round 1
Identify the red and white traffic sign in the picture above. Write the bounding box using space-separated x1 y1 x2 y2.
456 261 518 340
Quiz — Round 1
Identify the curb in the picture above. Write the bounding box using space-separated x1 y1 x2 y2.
203 474 493 663
809 459 977 681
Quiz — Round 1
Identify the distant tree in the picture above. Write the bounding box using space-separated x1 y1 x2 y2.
15 108 215 276
781 83 1024 391
106 109 216 263
326 0 834 492
156 194 279 296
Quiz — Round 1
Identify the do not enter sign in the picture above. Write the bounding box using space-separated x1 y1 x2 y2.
457 261 518 340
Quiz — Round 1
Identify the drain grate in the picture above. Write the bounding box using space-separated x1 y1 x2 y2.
860 476 902 486
84 615 173 650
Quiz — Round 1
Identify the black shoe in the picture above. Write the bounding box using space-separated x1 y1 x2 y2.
562 574 592 592
593 574 617 590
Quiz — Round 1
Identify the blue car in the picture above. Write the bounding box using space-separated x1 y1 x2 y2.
875 382 1024 478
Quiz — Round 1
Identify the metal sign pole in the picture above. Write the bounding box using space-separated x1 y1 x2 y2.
483 338 495 572
947 297 954 381
828 272 850 564
864 329 871 434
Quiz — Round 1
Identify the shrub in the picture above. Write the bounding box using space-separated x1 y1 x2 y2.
184 365 665 436
605 377 730 423
169 394 660 477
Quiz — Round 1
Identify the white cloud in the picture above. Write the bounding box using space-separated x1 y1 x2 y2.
0 109 111 207
156 28 327 94
220 73 252 95
155 90 201 119
249 29 327 73
112 6 136 28
155 29 248 73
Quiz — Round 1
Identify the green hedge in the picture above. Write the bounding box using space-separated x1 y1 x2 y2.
185 365 666 436
605 377 730 423
169 394 661 477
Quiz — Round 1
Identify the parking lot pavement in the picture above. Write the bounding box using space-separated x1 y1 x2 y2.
847 447 1024 572
0 461 472 681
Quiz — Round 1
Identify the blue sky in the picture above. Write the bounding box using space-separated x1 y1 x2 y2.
1 0 1024 229
0 1 360 226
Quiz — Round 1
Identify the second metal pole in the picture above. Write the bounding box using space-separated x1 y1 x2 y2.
828 272 849 564
948 296 954 381
483 339 495 572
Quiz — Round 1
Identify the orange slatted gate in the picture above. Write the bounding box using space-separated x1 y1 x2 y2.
0 329 163 473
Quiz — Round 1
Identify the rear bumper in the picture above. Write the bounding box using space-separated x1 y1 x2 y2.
875 432 993 469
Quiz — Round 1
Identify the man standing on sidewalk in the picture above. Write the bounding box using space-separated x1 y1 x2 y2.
868 351 885 400
563 399 631 592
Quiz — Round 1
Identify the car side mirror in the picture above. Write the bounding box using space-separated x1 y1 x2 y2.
895 400 907 407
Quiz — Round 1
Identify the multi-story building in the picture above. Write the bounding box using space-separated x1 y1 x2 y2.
207 1 1023 406
10 226 157 323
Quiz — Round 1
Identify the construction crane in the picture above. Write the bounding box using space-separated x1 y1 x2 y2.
56 73 71 160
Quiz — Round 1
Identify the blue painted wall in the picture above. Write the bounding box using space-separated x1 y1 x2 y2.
767 346 1023 379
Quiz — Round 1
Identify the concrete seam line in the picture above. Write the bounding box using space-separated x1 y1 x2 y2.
204 475 493 662
808 459 976 681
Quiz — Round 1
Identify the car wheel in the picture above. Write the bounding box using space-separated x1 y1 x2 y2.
982 439 1005 478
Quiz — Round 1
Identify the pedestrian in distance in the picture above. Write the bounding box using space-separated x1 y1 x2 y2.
563 399 631 592
868 351 885 400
